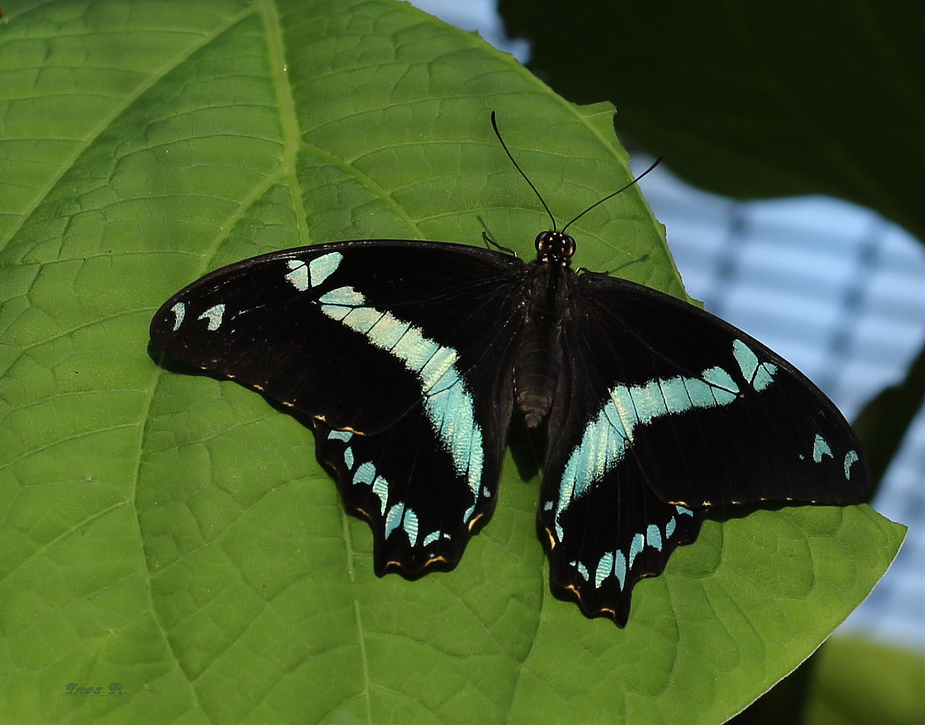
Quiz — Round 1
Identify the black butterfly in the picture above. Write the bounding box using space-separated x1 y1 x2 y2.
149 114 869 627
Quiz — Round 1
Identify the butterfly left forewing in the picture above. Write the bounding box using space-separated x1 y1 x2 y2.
150 240 528 576
539 270 869 625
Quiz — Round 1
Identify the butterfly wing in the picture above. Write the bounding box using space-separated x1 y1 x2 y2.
539 272 869 625
150 240 529 575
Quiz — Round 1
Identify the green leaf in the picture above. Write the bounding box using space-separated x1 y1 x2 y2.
0 1 904 723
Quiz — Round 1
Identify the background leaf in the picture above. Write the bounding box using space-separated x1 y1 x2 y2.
498 0 925 240
0 1 903 723
805 637 925 725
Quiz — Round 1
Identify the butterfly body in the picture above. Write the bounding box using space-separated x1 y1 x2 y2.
152 226 868 626
512 231 577 429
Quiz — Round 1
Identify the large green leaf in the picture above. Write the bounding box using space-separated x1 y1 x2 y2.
0 1 903 723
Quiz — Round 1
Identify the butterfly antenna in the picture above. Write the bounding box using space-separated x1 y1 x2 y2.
491 111 558 232
561 156 664 234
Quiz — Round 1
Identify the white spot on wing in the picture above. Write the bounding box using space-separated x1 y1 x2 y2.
197 304 225 331
372 475 389 515
328 429 353 443
844 450 859 479
595 553 614 588
309 252 342 287
813 433 834 463
285 260 309 291
170 302 185 331
733 339 777 391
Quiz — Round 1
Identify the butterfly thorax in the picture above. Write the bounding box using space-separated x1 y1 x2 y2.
514 231 577 428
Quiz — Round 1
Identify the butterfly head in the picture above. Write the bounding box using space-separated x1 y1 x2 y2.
535 231 576 267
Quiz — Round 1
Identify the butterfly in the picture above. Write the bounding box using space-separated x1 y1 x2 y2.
149 113 869 627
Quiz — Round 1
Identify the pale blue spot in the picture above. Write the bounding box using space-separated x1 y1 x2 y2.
844 450 859 479
353 462 375 486
482 486 491 498
646 524 663 552
666 516 677 539
385 503 405 539
366 315 412 349
423 531 441 547
631 379 668 424
700 366 740 403
309 252 342 287
614 552 627 590
371 475 388 514
285 260 309 291
403 507 419 546
391 326 440 374
328 429 352 442
197 304 225 331
628 533 645 568
676 505 694 517
733 339 777 391
602 399 630 443
343 447 354 470
170 302 185 331
543 501 553 511
419 347 459 391
343 306 384 334
463 503 476 524
682 377 715 407
595 553 614 588
610 386 639 440
659 376 693 414
733 339 759 381
813 433 833 463
752 363 776 391
571 561 589 581
319 287 363 306
319 286 365 320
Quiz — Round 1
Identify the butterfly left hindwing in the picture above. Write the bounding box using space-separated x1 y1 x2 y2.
150 240 530 576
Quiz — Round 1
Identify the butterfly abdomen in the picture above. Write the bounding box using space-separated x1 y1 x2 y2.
515 262 570 428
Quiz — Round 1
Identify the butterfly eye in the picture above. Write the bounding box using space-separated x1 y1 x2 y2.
535 231 576 265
